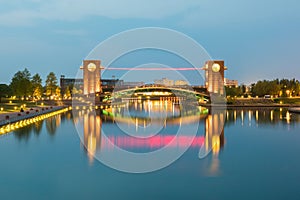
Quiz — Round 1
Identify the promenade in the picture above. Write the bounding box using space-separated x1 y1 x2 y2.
0 106 67 127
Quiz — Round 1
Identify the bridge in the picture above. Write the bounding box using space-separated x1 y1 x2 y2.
110 85 210 101
63 59 227 104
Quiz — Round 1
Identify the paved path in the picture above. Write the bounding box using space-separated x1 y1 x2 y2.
0 106 56 124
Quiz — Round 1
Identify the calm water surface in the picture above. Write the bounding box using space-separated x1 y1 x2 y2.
1 102 300 200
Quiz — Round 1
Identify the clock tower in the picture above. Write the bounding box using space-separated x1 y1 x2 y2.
202 60 227 95
82 60 102 95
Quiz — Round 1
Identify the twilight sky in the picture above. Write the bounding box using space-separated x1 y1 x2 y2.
0 0 299 85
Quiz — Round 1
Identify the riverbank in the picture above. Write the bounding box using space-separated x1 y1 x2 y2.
0 106 70 135
289 108 300 113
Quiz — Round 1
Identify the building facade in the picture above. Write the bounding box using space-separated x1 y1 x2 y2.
224 78 238 88
202 60 227 95
83 60 102 95
154 78 174 86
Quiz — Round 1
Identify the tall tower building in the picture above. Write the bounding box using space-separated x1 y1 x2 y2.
83 60 102 95
202 60 227 95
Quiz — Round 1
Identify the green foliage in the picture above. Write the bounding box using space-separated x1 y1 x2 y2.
64 86 71 98
225 86 243 97
55 87 61 98
251 79 300 97
0 84 12 102
31 73 43 98
10 68 32 98
45 72 58 96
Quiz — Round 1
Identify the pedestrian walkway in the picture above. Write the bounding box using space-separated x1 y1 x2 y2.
0 106 59 126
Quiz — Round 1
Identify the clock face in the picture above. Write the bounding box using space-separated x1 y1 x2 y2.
87 63 97 72
212 63 220 72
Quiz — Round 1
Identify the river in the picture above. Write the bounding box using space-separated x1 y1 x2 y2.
0 100 300 200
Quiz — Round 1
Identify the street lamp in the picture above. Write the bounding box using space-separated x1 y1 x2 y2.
286 90 291 97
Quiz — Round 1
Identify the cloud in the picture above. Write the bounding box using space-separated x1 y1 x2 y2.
0 0 202 26
1 0 299 28
178 0 300 28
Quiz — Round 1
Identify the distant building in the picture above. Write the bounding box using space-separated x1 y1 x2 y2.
60 76 120 94
154 78 174 86
224 78 238 88
175 80 188 86
60 75 83 94
119 81 145 87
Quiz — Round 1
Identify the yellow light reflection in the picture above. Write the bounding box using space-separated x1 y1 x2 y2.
286 111 291 124
0 108 69 135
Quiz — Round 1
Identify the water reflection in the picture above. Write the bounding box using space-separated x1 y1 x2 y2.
46 115 61 135
32 120 43 136
78 100 226 168
14 125 34 141
12 115 63 140
14 120 44 140
9 103 300 171
78 103 300 170
225 108 300 127
83 112 102 163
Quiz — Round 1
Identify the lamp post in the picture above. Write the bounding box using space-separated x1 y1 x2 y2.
286 90 291 97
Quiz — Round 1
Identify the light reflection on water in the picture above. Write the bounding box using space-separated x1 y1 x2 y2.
1 101 300 199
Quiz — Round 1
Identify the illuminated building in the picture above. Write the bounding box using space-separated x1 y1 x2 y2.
60 77 119 93
202 60 227 95
82 60 102 95
224 78 238 88
175 80 188 86
154 78 174 86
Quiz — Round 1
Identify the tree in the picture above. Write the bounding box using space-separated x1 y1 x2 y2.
55 87 61 98
45 72 58 96
225 86 243 97
31 73 43 99
10 68 32 99
0 84 12 103
64 86 71 99
251 79 283 97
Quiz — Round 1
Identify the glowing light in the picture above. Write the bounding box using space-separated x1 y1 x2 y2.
270 110 274 121
256 110 259 121
0 107 69 135
286 111 291 124
212 135 220 155
101 135 204 149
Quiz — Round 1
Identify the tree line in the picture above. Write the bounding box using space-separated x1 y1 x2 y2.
0 68 71 102
226 78 300 97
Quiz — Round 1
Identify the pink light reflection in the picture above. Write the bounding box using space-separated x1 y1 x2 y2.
101 135 204 149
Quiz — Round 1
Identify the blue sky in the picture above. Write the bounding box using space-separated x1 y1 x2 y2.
0 0 299 85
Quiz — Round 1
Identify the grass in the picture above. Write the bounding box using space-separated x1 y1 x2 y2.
273 97 300 104
0 99 50 114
